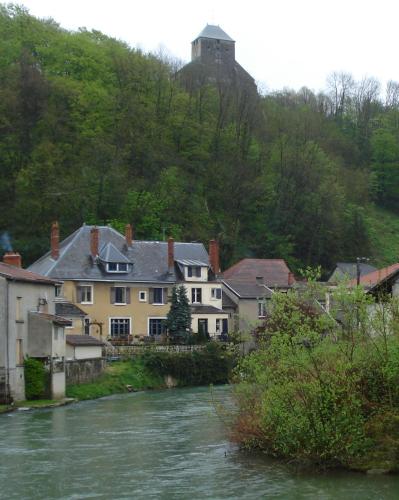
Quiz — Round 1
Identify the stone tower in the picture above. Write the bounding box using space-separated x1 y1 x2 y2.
179 24 257 92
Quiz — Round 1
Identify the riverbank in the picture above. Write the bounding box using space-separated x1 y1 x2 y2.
67 343 235 401
0 398 76 413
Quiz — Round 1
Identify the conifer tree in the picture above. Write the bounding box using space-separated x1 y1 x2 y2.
166 285 191 343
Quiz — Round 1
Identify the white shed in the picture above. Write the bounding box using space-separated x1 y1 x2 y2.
66 335 103 360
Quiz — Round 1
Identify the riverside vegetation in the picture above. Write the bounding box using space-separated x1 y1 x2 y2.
66 343 235 401
1 5 399 274
231 278 399 472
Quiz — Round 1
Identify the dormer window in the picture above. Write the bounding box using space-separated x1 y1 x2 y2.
106 262 128 273
188 266 201 278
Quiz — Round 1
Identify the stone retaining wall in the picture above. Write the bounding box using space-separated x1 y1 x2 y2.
65 358 107 385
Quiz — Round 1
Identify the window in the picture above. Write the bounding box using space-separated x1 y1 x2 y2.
216 319 221 334
211 288 222 300
188 266 201 278
258 300 266 318
111 286 128 305
110 318 131 337
149 318 167 336
84 318 90 335
106 262 128 273
55 285 63 298
191 288 202 303
16 297 22 322
139 291 147 302
54 326 63 340
153 288 164 304
78 285 93 304
16 339 23 365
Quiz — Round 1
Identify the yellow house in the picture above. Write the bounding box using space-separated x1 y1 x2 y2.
28 223 228 341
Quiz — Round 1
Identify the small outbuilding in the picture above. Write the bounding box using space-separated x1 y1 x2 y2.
66 335 103 360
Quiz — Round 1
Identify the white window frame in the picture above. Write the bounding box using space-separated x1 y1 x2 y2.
139 291 147 302
114 286 127 305
80 285 93 305
211 287 222 300
152 288 164 305
191 287 202 304
55 284 63 298
106 262 129 273
187 266 201 278
258 300 266 319
109 317 132 337
147 317 167 336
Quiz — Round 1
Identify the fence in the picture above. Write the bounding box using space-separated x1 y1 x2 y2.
103 344 207 358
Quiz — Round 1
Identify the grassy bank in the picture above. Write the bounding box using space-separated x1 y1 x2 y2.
67 344 236 401
66 358 164 400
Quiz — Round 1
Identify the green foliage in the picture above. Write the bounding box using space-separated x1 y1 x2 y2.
166 285 191 343
141 343 235 386
232 285 399 470
0 6 398 272
66 359 163 400
24 358 47 400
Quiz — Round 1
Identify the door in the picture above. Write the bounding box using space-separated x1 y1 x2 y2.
198 319 209 338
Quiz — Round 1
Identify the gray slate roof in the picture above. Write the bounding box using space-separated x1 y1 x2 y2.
190 305 226 315
99 242 131 263
28 225 209 283
55 302 87 317
195 24 235 42
66 334 103 346
223 279 273 299
328 262 377 283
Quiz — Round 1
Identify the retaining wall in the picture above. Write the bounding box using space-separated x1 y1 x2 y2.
65 358 107 385
103 344 207 358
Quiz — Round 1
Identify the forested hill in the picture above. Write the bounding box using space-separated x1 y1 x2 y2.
1 5 399 273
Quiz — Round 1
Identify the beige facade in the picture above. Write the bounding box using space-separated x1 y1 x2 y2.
60 280 170 338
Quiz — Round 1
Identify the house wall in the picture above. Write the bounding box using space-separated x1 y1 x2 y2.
66 344 102 360
62 281 170 338
191 313 229 337
183 282 223 309
0 279 56 402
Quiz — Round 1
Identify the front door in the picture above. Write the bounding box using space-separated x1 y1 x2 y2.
198 319 208 338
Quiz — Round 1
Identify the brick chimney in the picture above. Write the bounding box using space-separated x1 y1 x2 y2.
288 272 295 286
90 226 99 258
51 221 59 260
209 239 220 276
167 237 174 274
3 252 22 268
125 224 133 247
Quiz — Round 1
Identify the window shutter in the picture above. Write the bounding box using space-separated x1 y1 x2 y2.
163 288 168 304
110 287 116 304
126 287 131 304
76 286 82 303
149 288 154 304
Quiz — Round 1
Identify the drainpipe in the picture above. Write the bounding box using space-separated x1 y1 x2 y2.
5 280 10 404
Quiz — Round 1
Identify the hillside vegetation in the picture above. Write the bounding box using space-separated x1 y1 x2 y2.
1 5 399 272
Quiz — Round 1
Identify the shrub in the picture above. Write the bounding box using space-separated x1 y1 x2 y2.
24 358 47 400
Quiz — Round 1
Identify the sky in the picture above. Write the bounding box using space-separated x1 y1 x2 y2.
18 0 399 93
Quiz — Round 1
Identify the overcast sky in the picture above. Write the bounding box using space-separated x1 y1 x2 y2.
19 0 399 93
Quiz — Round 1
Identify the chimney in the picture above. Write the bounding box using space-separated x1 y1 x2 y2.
209 239 220 276
3 252 22 268
90 226 99 258
125 224 133 247
288 272 295 286
51 221 59 260
168 237 174 273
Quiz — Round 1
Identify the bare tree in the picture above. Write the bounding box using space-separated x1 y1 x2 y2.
385 80 399 108
326 72 355 117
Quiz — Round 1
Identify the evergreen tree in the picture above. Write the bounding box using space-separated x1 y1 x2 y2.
166 285 191 343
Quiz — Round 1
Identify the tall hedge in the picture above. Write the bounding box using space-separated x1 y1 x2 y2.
24 358 47 400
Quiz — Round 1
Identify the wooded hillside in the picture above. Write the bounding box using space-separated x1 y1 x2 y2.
1 5 398 272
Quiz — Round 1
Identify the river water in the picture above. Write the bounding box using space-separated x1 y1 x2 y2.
0 385 399 499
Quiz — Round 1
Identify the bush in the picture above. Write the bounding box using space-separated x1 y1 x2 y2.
231 284 399 470
24 358 47 400
142 344 235 386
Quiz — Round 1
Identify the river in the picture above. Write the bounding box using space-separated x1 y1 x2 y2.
0 385 399 499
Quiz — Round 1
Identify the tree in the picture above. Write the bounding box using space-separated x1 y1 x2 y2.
166 285 191 343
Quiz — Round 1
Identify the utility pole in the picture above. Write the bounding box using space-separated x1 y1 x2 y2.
356 257 370 286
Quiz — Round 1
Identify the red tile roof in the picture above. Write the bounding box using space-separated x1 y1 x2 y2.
223 258 293 287
0 262 59 285
348 263 399 288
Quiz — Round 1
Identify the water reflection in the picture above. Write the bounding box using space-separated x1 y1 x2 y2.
0 386 398 499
